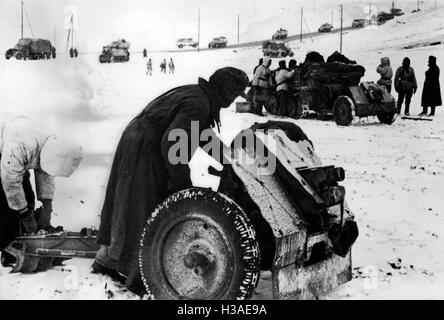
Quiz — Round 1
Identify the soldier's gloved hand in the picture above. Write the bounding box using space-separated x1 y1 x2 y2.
18 208 38 235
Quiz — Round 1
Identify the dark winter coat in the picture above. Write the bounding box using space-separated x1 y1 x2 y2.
97 78 226 294
421 64 442 107
394 66 418 93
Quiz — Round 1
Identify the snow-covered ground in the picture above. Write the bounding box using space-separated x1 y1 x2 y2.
1 3 444 300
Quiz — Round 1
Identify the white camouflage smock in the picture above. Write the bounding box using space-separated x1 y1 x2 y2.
0 114 55 211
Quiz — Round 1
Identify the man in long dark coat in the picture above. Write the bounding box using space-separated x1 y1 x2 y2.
419 56 442 117
92 67 249 295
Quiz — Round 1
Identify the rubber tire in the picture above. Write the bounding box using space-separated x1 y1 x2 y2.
377 112 395 124
16 53 23 60
178 44 183 49
333 96 354 126
139 188 261 300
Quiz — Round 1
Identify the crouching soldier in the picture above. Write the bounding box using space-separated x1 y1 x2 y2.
0 114 83 258
92 67 249 295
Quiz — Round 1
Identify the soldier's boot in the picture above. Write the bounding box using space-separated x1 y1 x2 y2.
428 106 435 117
35 208 63 234
418 107 427 117
404 104 410 116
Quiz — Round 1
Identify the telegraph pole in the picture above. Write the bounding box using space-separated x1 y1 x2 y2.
21 0 24 38
331 8 333 26
300 7 303 42
339 4 343 53
197 8 200 52
237 14 240 44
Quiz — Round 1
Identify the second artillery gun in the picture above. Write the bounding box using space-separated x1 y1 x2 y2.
288 51 397 125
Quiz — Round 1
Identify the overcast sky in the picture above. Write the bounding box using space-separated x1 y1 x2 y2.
0 0 296 51
0 0 426 51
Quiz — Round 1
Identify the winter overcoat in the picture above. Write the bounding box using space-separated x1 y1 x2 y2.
97 78 227 294
421 64 442 107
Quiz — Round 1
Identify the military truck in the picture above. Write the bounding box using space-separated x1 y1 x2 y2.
352 19 366 28
208 36 228 48
99 39 130 63
5 38 53 60
272 28 288 40
376 11 395 25
262 40 294 58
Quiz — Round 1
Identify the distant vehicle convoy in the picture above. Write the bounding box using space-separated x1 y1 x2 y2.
272 28 288 40
318 23 333 33
262 40 294 58
5 38 53 60
177 38 198 49
99 39 130 63
377 7 404 25
208 36 227 48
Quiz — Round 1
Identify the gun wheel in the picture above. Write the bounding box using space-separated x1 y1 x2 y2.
333 95 355 126
139 188 261 300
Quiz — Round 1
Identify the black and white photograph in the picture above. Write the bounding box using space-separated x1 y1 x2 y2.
0 0 443 303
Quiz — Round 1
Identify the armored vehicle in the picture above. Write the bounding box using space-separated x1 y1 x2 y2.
318 23 333 32
99 39 130 63
272 28 288 40
262 40 294 58
208 36 228 48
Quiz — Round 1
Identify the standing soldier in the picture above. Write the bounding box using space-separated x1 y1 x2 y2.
143 48 147 58
376 57 393 93
168 58 175 74
146 58 152 76
394 57 418 116
69 47 74 58
160 59 167 74
251 57 272 116
275 60 296 116
74 48 78 58
51 46 56 59
419 55 442 117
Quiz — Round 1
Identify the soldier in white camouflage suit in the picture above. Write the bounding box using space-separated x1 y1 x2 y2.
0 114 82 260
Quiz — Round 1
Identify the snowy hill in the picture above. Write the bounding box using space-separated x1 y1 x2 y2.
1 0 444 300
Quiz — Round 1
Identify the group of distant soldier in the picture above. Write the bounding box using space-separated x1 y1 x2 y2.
376 55 441 117
248 53 441 118
250 57 299 117
69 47 79 59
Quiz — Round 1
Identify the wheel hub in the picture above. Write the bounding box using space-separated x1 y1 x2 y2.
158 215 233 299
